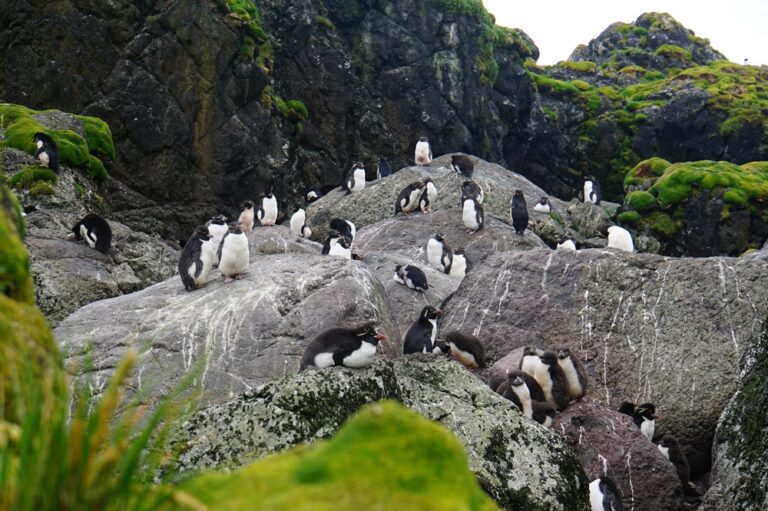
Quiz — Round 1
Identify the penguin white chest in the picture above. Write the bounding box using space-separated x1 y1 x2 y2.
512 386 533 419
312 352 335 369
462 200 480 230
393 270 406 285
449 254 467 278
343 341 377 368
588 479 604 511
425 182 437 204
640 418 655 441
427 240 444 269
657 444 670 460
560 359 583 399
428 318 438 347
260 197 278 225
607 226 634 252
290 210 307 237
349 168 366 193
405 188 423 211
414 142 431 165
80 225 97 248
557 240 577 251
345 220 356 241
583 181 596 203
238 209 254 232
533 202 551 214
38 151 50 167
195 238 217 284
208 224 228 262
328 239 351 259
219 234 250 276
449 343 479 369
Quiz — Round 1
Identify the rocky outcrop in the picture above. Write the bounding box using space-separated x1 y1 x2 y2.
440 248 768 475
178 400 505 511
706 316 768 511
173 356 589 510
55 250 401 408
553 400 682 511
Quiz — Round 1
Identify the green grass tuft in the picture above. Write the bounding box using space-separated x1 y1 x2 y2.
28 182 56 197
0 186 32 301
617 211 641 224
625 190 657 211
8 166 58 191
75 115 116 160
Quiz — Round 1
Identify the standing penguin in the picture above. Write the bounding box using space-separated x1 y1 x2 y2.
583 175 601 205
178 225 217 291
403 306 443 354
71 213 112 254
300 324 385 370
533 197 551 214
448 248 470 278
329 218 356 242
451 154 474 178
589 477 624 511
602 225 634 252
496 367 546 403
499 370 534 419
414 136 432 166
462 197 484 234
536 351 571 411
394 181 426 215
511 190 529 235
419 177 437 213
461 180 483 205
257 188 278 226
290 208 312 238
444 331 486 369
657 434 691 490
427 233 452 273
376 157 391 179
343 162 366 194
393 264 429 292
217 224 250 282
33 132 59 172
556 238 578 251
633 403 658 441
207 215 229 265
238 200 255 232
322 232 352 260
557 348 588 401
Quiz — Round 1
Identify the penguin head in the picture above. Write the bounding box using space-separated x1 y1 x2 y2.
557 348 572 360
227 222 243 234
191 225 212 241
454 248 466 257
433 339 451 354
306 190 319 202
336 235 352 249
420 305 443 321
659 434 679 448
584 175 596 183
513 190 524 200
210 214 228 226
394 264 403 275
617 402 636 416
539 196 549 205
418 136 429 143
508 371 525 387
522 345 541 357
422 177 434 185
635 403 658 421
539 351 558 367
355 323 386 345
432 233 445 243
352 161 364 170
241 200 255 210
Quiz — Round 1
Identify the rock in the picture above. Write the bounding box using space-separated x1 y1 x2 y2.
440 248 768 475
178 400 504 511
553 400 682 511
55 253 400 409
248 225 323 255
707 315 768 511
172 356 588 510
566 201 614 241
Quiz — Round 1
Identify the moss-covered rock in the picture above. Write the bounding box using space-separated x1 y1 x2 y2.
177 401 501 511
0 186 33 302
7 165 58 191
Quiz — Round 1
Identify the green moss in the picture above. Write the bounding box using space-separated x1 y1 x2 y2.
87 155 108 184
557 61 596 73
28 182 55 197
642 70 665 81
643 211 679 237
619 65 646 75
543 107 559 121
617 211 641 224
8 166 58 191
0 186 34 304
625 190 657 211
74 115 115 160
624 157 671 189
225 0 273 72
273 97 309 122
315 16 336 30
655 44 693 63
178 401 500 511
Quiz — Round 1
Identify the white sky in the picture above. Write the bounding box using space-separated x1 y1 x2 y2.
483 0 768 66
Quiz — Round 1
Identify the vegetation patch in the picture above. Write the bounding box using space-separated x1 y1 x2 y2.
273 97 309 122
625 190 657 211
0 186 32 301
315 16 336 30
8 166 58 191
624 157 671 189
617 210 641 224
224 0 273 73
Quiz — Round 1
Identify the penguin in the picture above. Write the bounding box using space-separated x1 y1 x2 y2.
393 264 429 292
217 223 250 282
300 324 385 370
71 213 112 254
432 339 451 355
323 232 352 260
536 351 571 411
451 154 474 178
207 214 229 265
657 434 691 490
462 197 483 234
33 132 59 172
403 306 443 354
589 476 624 511
617 402 636 417
602 225 634 252
257 189 278 226
376 157 391 179
394 181 425 215
533 196 551 214
557 348 588 401
178 225 217 291
519 346 545 378
500 370 534 419
427 233 452 273
444 331 486 369
329 218 356 242
633 403 658 441
583 175 602 205
419 177 437 213
496 367 546 403
238 200 255 233
343 161 366 194
461 180 483 205
511 190 529 235
532 400 557 428
448 248 470 278
556 238 578 251
290 208 312 238
414 136 432 166
306 188 321 203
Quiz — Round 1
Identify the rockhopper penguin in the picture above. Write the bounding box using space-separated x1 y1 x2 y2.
178 225 217 291
403 306 442 354
300 324 385 370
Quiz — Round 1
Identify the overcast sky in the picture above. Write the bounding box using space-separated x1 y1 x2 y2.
483 0 768 66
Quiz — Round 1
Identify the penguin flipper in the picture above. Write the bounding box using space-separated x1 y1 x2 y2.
217 232 228 262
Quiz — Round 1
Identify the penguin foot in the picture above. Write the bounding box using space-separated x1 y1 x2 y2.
224 277 235 283
235 273 246 280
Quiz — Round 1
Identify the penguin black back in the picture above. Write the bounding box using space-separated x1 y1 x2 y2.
511 190 529 235
300 324 384 370
590 476 624 511
659 434 690 488
72 213 112 254
539 350 570 411
451 154 474 178
377 157 391 179
461 180 483 205
403 305 442 354
444 331 486 369
178 225 213 292
329 218 355 241
33 132 60 172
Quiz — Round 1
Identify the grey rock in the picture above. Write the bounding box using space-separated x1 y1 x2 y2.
566 200 614 241
707 315 768 511
55 254 401 409
440 248 768 474
554 400 682 511
172 356 589 510
248 225 323 255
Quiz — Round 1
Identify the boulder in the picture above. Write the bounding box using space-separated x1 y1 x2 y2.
172 356 589 510
706 316 768 511
553 400 682 511
55 253 400 409
248 224 323 255
440 248 768 475
307 154 568 243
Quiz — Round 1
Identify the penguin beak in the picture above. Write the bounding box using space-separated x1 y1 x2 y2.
435 309 444 316
375 333 386 341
